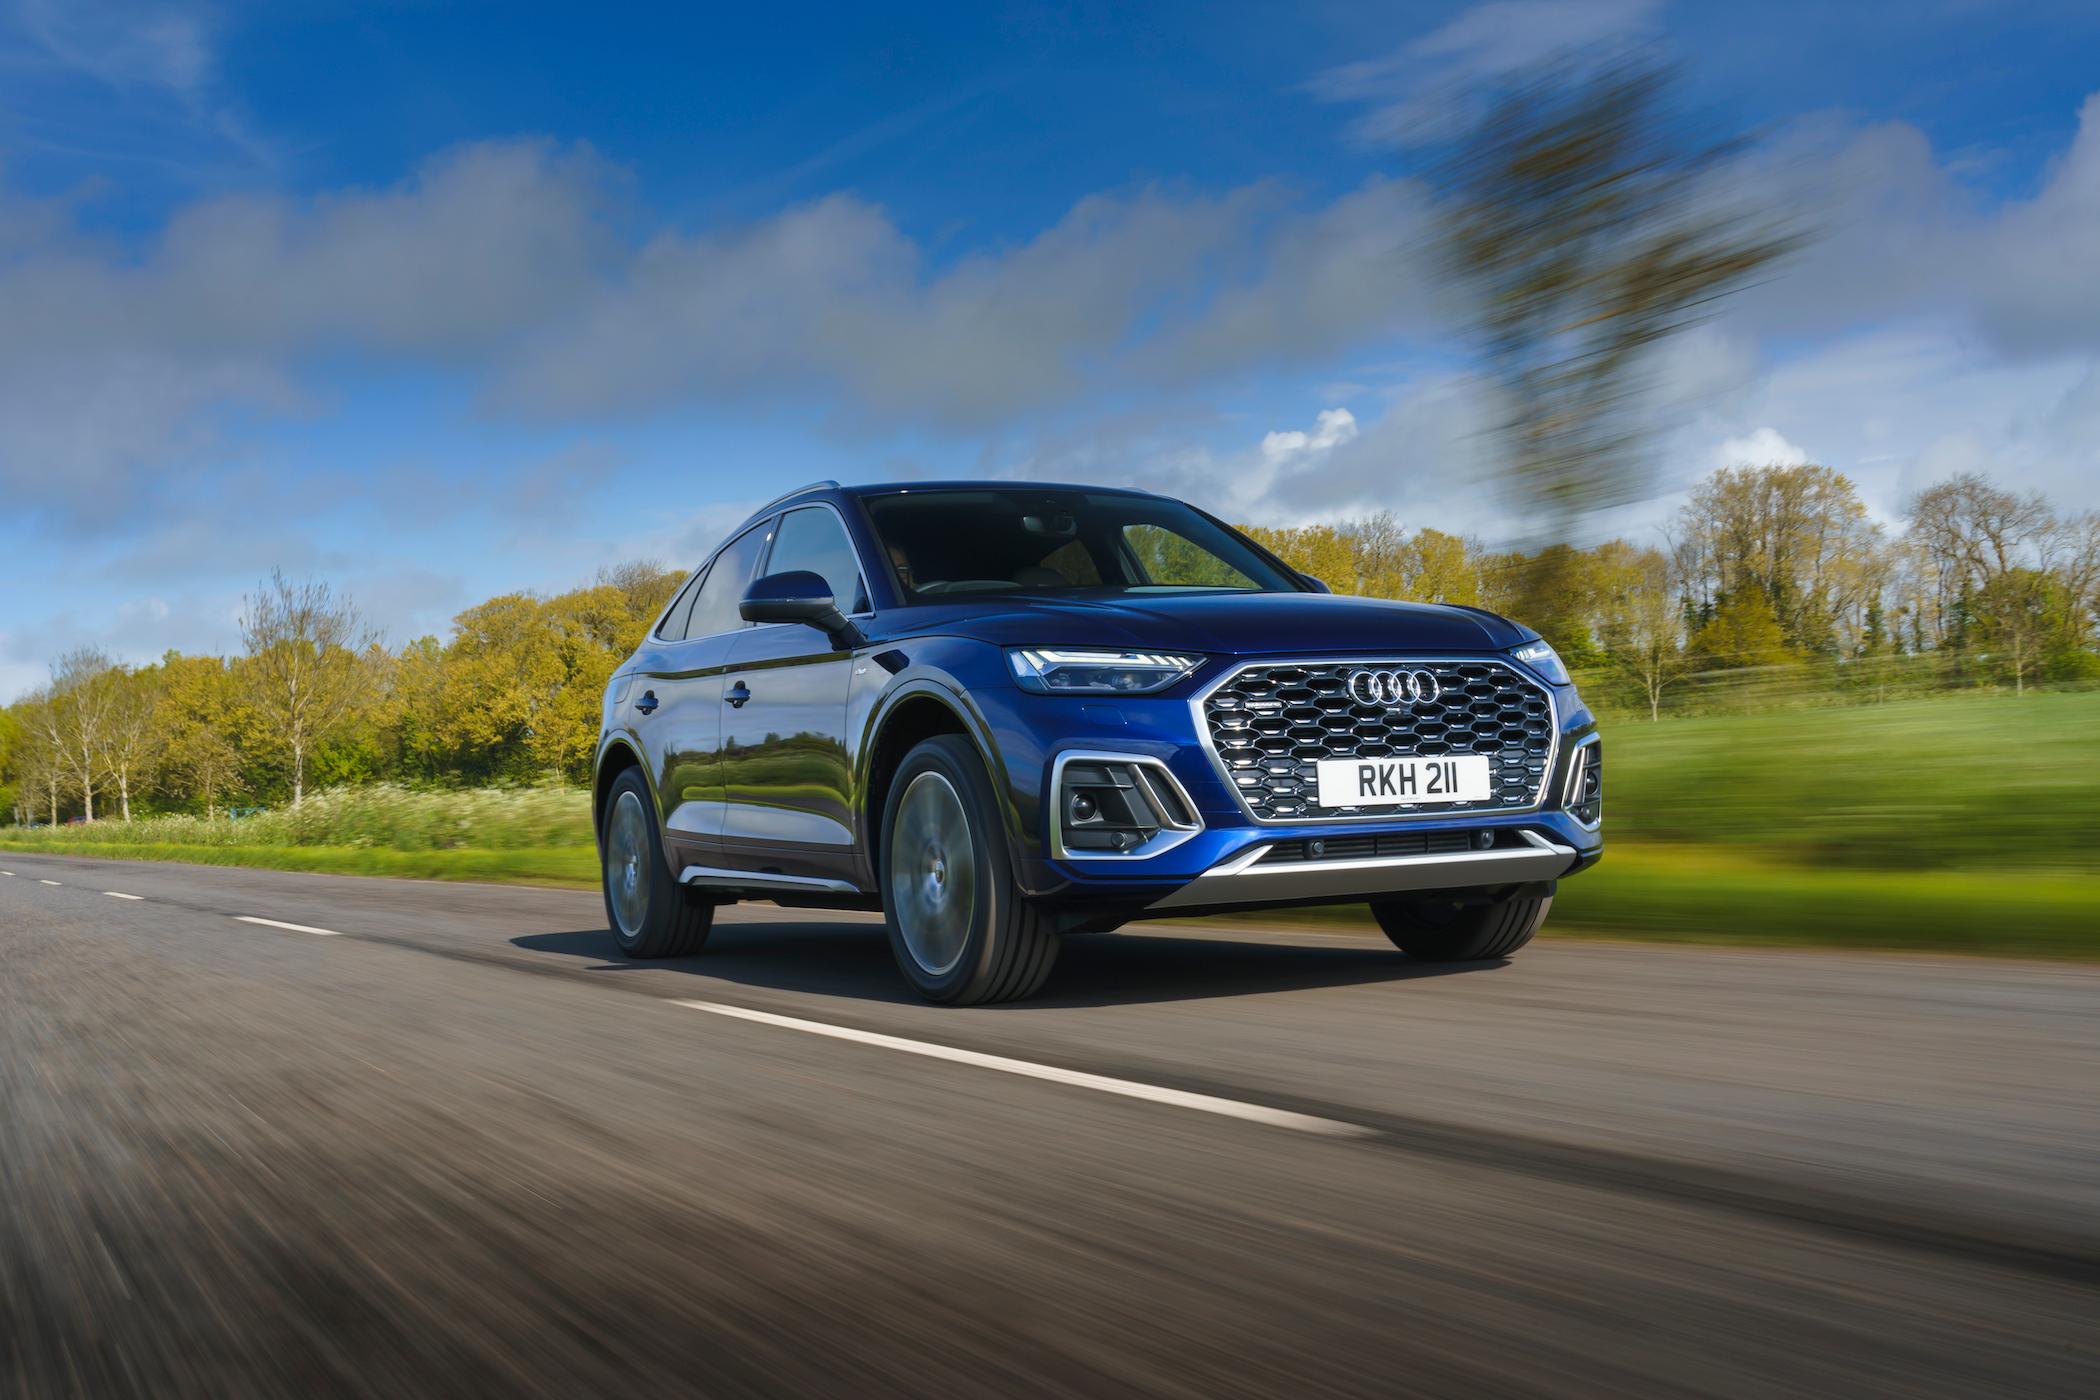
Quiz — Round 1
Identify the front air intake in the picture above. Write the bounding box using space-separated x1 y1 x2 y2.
1564 736 1602 828
1051 752 1203 860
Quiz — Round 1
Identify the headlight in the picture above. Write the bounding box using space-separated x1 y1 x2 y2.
1007 648 1201 695
1509 640 1570 685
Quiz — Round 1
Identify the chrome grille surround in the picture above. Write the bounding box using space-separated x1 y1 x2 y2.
1192 657 1559 824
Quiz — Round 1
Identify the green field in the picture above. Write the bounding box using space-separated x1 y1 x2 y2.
6 692 2096 956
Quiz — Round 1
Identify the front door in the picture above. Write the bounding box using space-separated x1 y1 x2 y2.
716 504 870 881
639 517 774 870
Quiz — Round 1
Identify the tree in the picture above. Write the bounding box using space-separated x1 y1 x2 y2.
1436 58 1800 539
103 665 164 822
1676 465 1885 655
1402 528 1484 605
13 691 70 826
1593 542 1691 720
158 654 248 819
0 705 22 825
241 571 375 807
1972 568 2077 695
49 649 118 822
1692 590 1791 669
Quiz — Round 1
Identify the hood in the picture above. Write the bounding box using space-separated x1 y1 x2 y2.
886 590 1532 654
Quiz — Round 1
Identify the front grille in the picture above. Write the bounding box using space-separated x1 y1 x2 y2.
1201 659 1554 822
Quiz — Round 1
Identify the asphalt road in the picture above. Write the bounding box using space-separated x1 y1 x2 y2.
3 851 2095 1399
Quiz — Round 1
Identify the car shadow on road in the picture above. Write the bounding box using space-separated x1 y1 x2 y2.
511 918 1495 1008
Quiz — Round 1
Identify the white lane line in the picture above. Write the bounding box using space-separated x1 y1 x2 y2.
235 915 342 937
104 891 144 901
672 1000 1372 1139
39 879 62 886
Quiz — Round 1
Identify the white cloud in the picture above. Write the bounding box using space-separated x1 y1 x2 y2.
4 71 2099 633
1261 407 1359 463
1713 427 1811 468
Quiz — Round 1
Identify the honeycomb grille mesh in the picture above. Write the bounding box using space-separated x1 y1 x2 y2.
1202 660 1554 821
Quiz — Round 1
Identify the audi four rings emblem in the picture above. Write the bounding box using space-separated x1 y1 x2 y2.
1347 668 1441 707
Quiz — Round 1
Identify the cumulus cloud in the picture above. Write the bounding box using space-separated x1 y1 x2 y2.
1261 408 1359 463
0 139 618 524
7 79 2100 552
0 148 1452 527
1713 427 1811 468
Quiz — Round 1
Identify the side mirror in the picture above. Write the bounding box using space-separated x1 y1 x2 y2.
740 571 861 644
1300 573 1333 594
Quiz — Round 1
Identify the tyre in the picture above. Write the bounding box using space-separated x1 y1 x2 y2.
1370 884 1553 962
881 735 1059 1004
600 768 715 958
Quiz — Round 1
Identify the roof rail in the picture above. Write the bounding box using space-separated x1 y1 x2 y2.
754 479 841 514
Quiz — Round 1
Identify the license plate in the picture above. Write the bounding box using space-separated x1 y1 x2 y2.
1313 754 1491 808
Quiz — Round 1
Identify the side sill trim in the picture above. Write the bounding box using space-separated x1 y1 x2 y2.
678 865 863 895
1145 829 1578 911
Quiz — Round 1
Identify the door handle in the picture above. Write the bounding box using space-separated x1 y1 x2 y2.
634 690 658 715
726 682 752 709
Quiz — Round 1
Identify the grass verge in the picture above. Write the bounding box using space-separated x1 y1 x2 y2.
1200 846 2100 960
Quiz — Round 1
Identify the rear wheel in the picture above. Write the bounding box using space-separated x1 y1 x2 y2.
881 735 1059 1004
1371 885 1552 962
600 769 714 958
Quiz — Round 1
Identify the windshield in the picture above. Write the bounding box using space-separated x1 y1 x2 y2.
862 489 1303 600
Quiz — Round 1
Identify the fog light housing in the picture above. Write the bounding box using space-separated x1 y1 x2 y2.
1051 753 1203 859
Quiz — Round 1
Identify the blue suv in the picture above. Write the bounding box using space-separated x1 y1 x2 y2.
594 481 1602 1003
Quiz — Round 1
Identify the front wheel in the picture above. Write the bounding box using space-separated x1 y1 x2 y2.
881 735 1059 1004
1371 885 1552 962
600 768 714 958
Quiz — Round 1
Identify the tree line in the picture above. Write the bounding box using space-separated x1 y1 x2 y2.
1244 466 2098 718
3 466 2095 825
3 564 681 827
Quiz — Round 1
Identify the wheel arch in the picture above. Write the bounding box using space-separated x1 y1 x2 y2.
860 685 1021 881
592 738 648 845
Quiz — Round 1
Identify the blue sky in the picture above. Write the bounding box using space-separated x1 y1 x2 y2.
4 0 2100 697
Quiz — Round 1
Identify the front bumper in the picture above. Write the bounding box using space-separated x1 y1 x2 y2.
1143 828 1580 912
992 664 1602 916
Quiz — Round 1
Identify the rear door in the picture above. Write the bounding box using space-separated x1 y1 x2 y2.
717 504 871 879
633 518 773 872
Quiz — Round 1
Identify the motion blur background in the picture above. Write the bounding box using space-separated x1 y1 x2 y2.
2 0 2097 954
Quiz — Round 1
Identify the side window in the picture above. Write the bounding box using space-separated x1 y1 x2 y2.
682 521 773 640
765 506 870 614
655 571 705 640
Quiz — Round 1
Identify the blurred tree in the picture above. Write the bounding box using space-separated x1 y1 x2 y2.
1972 568 2082 696
0 704 21 825
1592 543 1690 720
14 690 71 824
1437 59 1799 538
1692 590 1791 669
103 663 164 822
49 649 118 822
158 654 248 819
241 571 375 808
